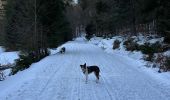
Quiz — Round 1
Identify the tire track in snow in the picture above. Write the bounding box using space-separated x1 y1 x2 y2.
38 55 74 100
37 64 62 99
37 42 83 100
77 45 116 100
100 75 115 100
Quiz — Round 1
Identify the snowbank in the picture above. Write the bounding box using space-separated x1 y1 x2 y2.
0 50 19 79
89 35 170 86
0 52 19 65
90 36 143 61
0 46 5 54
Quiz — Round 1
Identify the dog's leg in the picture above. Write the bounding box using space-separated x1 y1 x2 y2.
85 73 88 84
85 67 88 84
0 71 4 81
94 72 99 83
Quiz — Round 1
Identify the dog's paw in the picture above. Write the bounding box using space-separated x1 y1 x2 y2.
96 80 99 83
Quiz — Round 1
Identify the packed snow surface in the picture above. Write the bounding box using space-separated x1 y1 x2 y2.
0 38 170 100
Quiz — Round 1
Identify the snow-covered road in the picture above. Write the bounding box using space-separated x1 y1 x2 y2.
0 39 170 100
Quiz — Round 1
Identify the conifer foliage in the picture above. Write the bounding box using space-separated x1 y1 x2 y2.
4 0 72 74
5 0 72 51
78 0 170 39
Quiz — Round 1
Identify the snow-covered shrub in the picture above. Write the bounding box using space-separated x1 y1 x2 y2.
123 38 139 51
11 51 49 75
162 44 170 52
138 41 162 62
11 53 34 75
113 40 121 49
152 53 164 69
139 44 154 56
151 42 163 52
139 42 162 55
139 42 161 61
165 57 170 70
157 56 170 73
164 57 170 71
143 54 154 62
123 38 132 46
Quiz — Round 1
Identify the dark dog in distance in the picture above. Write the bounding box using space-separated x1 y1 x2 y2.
59 47 65 54
80 63 100 83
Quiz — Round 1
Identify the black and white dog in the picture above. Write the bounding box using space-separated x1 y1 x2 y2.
80 63 100 83
59 47 66 54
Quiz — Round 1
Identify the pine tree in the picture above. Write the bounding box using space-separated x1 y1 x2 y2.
5 0 73 74
5 0 72 50
40 0 72 48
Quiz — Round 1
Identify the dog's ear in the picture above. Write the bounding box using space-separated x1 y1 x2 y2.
84 63 86 66
80 65 83 68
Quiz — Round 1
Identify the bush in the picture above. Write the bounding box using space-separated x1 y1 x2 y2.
139 42 162 54
139 43 155 55
11 50 49 75
164 57 170 71
113 40 121 49
139 42 163 62
123 38 133 46
151 42 163 53
11 53 34 75
151 53 170 73
143 54 154 62
123 38 139 51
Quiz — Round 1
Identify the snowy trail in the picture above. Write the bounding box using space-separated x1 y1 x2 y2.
1 39 170 100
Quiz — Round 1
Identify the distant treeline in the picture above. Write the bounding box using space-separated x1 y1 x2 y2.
67 0 170 42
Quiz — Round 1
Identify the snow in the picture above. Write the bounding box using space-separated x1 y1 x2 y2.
0 46 5 54
89 37 102 45
90 36 143 61
89 36 170 87
148 37 164 44
74 37 87 42
135 35 164 45
164 50 170 57
0 37 170 100
0 52 19 65
0 47 19 78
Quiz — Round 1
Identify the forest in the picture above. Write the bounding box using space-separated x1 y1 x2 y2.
0 0 169 74
69 0 170 41
0 0 169 51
